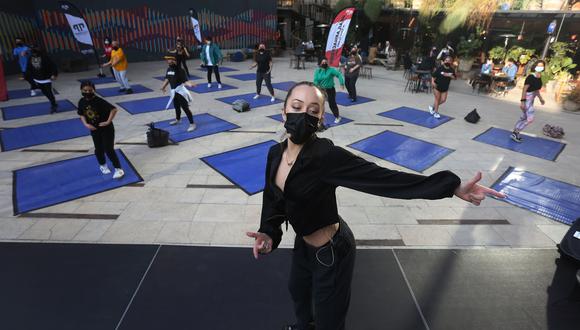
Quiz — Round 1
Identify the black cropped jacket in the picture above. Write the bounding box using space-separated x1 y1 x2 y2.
258 136 461 250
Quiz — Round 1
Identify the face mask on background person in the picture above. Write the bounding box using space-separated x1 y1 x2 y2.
535 66 544 73
82 91 94 99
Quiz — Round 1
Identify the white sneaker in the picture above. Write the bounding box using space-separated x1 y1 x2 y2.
270 96 276 102
334 116 342 124
170 119 180 125
253 94 260 99
99 165 111 175
112 168 125 179
433 112 441 119
187 123 197 132
429 105 434 115
207 83 211 88
30 90 36 96
218 84 222 89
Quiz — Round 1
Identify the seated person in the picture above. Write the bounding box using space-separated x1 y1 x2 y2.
502 58 517 82
481 59 493 75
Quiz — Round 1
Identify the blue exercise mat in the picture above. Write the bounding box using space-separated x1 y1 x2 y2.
153 75 202 81
268 112 353 129
336 92 375 106
198 66 238 72
491 167 580 225
117 96 171 115
78 76 117 85
2 100 76 121
13 149 142 215
227 73 256 81
272 81 297 92
216 93 282 109
189 83 237 94
0 118 89 152
378 107 453 129
96 84 153 97
201 140 277 195
473 127 566 161
7 88 59 100
348 130 454 172
153 113 239 143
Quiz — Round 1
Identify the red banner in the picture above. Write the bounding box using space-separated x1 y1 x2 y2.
325 7 355 68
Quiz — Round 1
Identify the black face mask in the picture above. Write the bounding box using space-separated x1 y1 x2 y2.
112 46 119 50
259 49 265 53
320 63 328 69
284 112 319 145
16 42 23 46
82 92 95 99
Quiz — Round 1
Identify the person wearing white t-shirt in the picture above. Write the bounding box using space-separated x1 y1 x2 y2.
200 36 223 89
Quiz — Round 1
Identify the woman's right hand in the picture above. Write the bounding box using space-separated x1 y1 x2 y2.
246 231 273 259
86 124 97 131
520 102 526 111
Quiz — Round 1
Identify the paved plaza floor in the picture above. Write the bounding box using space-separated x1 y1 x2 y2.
1 55 579 249
2 54 580 330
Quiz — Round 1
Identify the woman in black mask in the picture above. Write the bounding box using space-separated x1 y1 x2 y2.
246 81 505 330
429 55 456 119
77 81 124 179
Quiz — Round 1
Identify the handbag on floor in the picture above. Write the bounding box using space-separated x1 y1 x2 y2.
558 218 580 266
232 99 251 113
543 124 565 139
464 108 480 124
146 122 170 148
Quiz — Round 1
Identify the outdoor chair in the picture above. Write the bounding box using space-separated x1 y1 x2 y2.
404 72 421 93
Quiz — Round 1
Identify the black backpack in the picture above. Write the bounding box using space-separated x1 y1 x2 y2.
464 108 480 124
146 122 170 148
558 218 580 266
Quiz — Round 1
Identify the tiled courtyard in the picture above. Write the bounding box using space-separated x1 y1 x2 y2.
1 55 579 249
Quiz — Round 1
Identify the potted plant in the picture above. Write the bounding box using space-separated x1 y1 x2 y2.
562 82 580 112
506 46 535 75
488 46 506 64
457 34 483 72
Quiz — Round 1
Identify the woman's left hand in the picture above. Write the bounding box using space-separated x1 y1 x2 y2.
99 121 111 127
540 98 545 105
454 172 506 206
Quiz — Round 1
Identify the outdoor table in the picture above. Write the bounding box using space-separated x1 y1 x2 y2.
293 54 307 69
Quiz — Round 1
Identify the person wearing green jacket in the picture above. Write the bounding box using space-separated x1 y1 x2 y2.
200 36 223 89
313 58 345 124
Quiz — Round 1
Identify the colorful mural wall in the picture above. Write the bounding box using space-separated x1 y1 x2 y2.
1 2 277 71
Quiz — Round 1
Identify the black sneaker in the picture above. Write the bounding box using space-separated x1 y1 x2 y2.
510 132 523 143
125 89 134 94
118 88 126 93
50 104 58 114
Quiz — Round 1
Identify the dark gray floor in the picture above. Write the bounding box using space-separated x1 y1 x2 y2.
0 243 578 330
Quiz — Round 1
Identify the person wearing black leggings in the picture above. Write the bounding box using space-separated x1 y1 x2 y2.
161 54 197 132
200 36 223 89
77 81 124 179
313 58 345 124
25 45 58 113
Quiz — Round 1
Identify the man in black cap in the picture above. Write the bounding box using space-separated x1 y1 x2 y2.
160 54 197 132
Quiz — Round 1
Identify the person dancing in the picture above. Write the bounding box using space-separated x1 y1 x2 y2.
247 81 505 330
250 43 276 102
511 60 546 143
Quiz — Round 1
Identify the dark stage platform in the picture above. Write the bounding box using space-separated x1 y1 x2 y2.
0 243 578 330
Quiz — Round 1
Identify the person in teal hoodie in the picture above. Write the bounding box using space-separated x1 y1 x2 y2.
313 58 345 124
200 36 223 89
